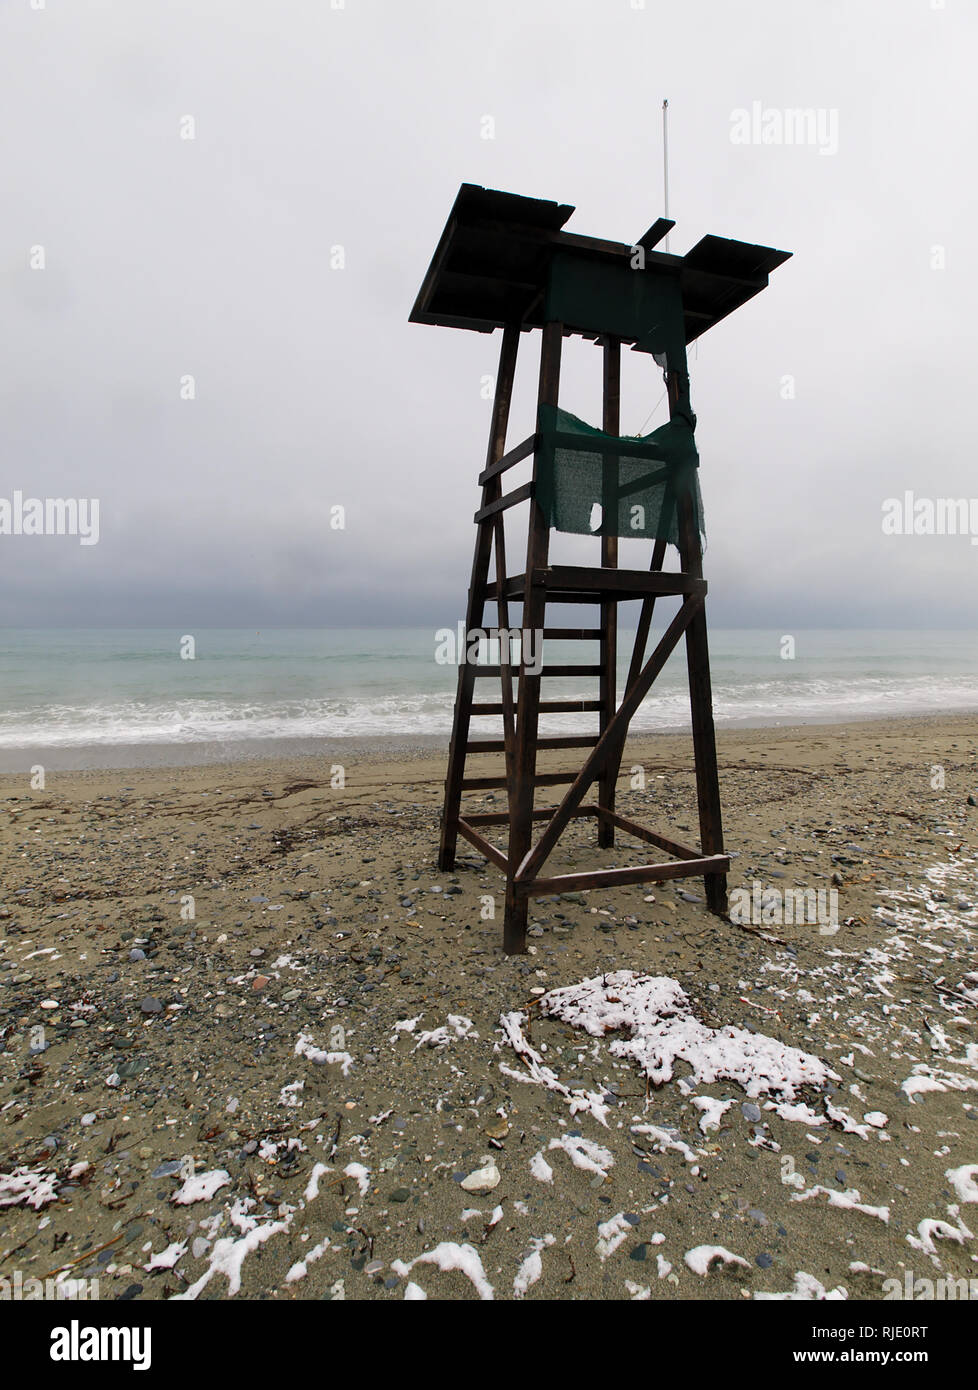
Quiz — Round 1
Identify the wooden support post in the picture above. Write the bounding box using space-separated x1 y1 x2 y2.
438 324 520 871
668 368 727 916
503 320 562 954
492 467 517 812
597 338 620 848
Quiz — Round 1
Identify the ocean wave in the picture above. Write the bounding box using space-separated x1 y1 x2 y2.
0 675 976 748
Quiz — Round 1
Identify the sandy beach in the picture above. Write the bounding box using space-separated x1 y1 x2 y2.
2 714 977 1302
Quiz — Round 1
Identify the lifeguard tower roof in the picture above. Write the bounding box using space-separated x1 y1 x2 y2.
410 182 791 349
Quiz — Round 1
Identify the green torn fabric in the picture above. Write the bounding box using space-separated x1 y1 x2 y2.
535 403 704 546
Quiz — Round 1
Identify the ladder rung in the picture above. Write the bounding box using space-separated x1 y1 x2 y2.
469 665 602 678
466 804 600 827
462 771 579 790
477 433 536 486
473 481 533 524
469 698 603 715
542 628 601 640
466 735 601 754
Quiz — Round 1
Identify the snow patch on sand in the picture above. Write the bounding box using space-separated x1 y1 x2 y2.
391 1242 494 1301
906 1206 973 1262
304 1162 331 1202
294 1033 354 1075
692 1096 734 1134
170 1169 230 1205
497 1010 611 1126
173 1203 291 1299
0 1166 59 1209
755 1272 848 1300
901 1062 978 1102
548 1134 614 1179
286 1236 330 1283
537 971 839 1103
514 1235 554 1297
791 1185 889 1223
529 1152 554 1184
596 1213 634 1261
143 1241 187 1271
415 1014 478 1049
945 1164 978 1203
684 1245 749 1276
632 1123 701 1165
343 1163 370 1197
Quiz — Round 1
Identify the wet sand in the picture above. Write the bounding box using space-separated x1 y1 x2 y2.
2 714 977 1301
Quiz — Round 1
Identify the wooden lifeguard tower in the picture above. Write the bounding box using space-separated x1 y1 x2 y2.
410 184 790 953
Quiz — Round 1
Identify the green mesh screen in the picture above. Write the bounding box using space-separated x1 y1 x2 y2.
536 403 704 546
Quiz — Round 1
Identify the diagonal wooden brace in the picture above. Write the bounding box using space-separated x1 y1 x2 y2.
514 592 704 883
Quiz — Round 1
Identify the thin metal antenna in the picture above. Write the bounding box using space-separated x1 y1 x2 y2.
662 98 670 252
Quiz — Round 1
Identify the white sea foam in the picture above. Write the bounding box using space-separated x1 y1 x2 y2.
3 629 976 757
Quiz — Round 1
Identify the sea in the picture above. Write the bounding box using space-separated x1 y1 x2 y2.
0 627 975 770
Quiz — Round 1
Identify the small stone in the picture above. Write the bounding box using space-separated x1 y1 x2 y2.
252 976 270 991
129 949 146 962
756 1252 773 1269
191 1237 210 1259
460 1163 501 1193
741 1102 762 1123
390 1188 411 1203
140 997 163 1015
151 1160 184 1178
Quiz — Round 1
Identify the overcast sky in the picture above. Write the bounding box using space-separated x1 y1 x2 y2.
1 0 975 628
